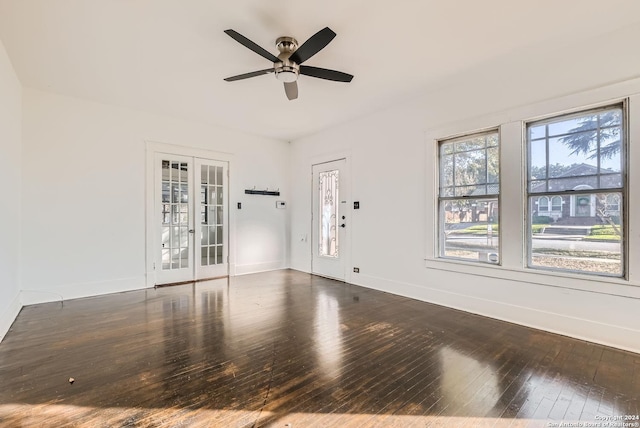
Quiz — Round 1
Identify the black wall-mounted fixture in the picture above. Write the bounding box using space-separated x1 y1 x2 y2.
245 189 280 196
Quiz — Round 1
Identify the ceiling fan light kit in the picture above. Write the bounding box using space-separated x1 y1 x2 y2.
274 37 299 83
224 27 353 100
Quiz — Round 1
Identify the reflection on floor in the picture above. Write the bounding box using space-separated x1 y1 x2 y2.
0 270 638 427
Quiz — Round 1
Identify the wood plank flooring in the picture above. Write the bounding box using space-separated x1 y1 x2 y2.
0 269 638 427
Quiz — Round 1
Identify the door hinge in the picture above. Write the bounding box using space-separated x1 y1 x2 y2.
153 262 156 270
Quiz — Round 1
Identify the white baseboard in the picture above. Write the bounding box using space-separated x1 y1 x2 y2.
234 260 287 276
20 276 148 306
0 292 22 343
351 273 640 355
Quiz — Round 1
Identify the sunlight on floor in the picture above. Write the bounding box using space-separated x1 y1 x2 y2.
0 403 556 427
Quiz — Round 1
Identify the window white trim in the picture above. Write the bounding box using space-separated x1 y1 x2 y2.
425 82 640 298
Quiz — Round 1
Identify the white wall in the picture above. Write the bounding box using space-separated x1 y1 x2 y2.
0 39 22 341
21 88 289 304
290 24 640 353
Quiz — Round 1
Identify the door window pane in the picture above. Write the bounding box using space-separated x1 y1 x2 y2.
201 165 208 184
162 249 170 269
209 246 217 265
216 206 223 226
180 247 189 268
179 227 188 247
208 206 216 225
217 186 223 205
171 248 180 269
318 170 339 258
209 226 216 246
201 247 208 267
208 166 216 185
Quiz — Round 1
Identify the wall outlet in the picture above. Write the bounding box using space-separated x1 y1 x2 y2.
353 267 360 273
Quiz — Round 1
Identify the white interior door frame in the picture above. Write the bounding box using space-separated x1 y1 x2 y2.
310 150 352 283
145 141 235 287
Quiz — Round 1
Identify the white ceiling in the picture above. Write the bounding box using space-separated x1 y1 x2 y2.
1 0 640 141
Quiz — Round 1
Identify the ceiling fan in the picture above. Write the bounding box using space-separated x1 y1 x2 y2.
223 27 353 100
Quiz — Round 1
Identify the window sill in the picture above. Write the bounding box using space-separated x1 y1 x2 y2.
424 257 640 300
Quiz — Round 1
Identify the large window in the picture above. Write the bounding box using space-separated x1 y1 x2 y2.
438 131 500 263
527 105 625 277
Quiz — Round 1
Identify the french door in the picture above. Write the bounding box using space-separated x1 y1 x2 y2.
312 159 349 281
154 153 228 285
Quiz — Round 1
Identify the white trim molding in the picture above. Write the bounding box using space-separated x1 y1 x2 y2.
0 293 22 343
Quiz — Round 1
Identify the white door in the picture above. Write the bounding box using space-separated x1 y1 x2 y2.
155 154 228 285
312 159 349 281
195 158 228 279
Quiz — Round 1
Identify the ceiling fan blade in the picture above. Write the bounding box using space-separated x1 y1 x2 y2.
224 68 274 82
224 29 280 63
289 27 336 64
284 81 298 100
299 65 353 82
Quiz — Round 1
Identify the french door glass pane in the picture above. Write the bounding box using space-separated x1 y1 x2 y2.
201 247 208 267
162 249 170 269
209 246 216 265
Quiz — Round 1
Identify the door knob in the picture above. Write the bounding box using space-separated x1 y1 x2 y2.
189 229 195 233
340 224 346 228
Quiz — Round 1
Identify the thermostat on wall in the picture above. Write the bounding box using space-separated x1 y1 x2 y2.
276 201 286 209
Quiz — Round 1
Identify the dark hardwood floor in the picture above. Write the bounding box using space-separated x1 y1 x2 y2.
0 270 638 427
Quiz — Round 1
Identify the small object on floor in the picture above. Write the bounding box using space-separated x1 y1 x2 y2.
68 377 75 384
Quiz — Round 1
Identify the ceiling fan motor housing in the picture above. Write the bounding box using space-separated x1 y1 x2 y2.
275 37 299 82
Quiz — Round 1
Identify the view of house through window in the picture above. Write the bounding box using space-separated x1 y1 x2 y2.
438 131 500 263
527 105 625 276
